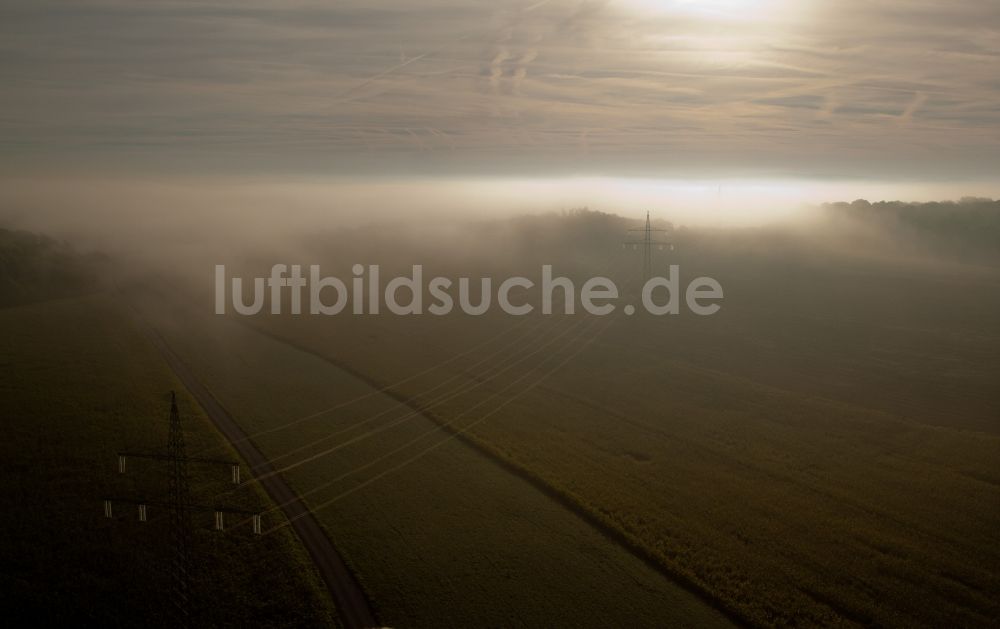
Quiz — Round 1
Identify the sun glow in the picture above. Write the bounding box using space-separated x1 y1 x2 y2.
622 0 787 21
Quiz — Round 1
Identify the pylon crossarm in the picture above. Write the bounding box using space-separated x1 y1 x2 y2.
103 497 257 516
117 451 237 466
190 503 258 516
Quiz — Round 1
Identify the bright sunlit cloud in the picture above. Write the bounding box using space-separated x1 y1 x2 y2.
621 0 787 20
0 0 997 187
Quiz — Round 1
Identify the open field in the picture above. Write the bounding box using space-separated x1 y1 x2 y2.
0 294 337 627
129 283 735 628
5 208 999 627
215 223 1000 627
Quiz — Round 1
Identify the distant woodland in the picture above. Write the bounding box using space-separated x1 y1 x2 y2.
0 228 102 306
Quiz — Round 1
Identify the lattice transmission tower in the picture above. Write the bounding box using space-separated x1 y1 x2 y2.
623 210 674 282
103 392 261 627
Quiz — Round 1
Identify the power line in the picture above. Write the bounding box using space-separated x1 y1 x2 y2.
271 314 615 532
254 255 624 522
180 246 621 471
188 309 543 460
192 248 624 509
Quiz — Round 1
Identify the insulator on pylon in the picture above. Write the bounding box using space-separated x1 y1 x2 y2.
138 504 147 522
214 510 224 531
252 514 262 535
104 500 113 518
231 464 240 485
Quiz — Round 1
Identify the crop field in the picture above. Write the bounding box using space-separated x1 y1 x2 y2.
0 294 337 627
223 236 1000 627
129 282 735 628
5 210 998 628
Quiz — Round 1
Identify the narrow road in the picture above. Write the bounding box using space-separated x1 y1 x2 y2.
141 321 379 629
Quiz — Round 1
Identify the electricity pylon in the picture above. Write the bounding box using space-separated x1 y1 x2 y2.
104 391 261 628
623 211 673 282
166 388 194 621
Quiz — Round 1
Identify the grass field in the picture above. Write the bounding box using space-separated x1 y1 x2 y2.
0 293 337 627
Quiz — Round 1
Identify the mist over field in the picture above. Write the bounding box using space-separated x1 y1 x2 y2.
13 190 1000 625
2 0 999 627
3 171 999 268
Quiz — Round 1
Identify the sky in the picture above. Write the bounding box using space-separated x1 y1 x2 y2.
1 0 998 220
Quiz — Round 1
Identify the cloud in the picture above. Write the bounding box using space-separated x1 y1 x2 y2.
0 0 997 179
